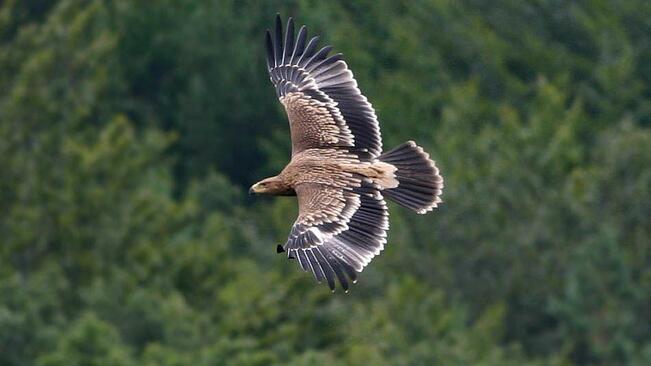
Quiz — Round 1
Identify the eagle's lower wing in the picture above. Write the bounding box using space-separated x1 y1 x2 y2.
284 180 388 292
266 16 382 159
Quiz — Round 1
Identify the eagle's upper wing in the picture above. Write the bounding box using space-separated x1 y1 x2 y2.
266 16 382 159
284 179 388 292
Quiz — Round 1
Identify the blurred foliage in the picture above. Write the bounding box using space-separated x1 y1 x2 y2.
1 0 650 365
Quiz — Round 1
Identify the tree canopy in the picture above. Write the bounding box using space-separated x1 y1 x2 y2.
1 1 650 365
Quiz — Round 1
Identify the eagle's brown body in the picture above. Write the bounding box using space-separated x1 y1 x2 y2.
257 147 397 194
250 16 444 292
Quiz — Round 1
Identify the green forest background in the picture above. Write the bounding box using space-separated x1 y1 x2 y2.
2 1 650 365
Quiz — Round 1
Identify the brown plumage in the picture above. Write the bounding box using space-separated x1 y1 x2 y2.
250 15 444 292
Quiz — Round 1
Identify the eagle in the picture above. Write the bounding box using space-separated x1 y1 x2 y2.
250 15 444 292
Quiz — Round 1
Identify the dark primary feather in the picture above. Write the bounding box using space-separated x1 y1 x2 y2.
282 18 294 65
265 31 274 70
274 14 283 66
297 36 320 67
290 26 307 64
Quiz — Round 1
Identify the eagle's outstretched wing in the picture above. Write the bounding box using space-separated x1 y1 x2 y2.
284 179 388 292
266 15 382 159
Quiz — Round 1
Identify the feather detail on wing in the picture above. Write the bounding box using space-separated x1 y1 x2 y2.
283 179 389 292
266 15 382 159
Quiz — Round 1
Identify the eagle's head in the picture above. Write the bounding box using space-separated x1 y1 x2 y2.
249 176 295 196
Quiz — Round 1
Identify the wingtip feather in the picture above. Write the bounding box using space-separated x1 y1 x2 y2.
282 17 295 65
274 15 283 66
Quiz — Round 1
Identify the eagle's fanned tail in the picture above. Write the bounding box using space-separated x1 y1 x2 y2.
379 141 444 214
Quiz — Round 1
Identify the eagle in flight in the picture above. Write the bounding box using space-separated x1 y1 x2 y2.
250 15 444 292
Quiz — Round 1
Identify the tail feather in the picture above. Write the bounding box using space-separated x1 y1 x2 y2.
379 141 443 214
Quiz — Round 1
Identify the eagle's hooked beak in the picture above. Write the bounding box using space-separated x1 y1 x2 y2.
249 183 261 195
